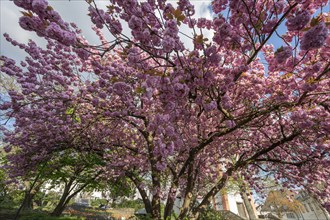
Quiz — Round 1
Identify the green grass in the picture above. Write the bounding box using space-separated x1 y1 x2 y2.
0 208 85 220
19 213 85 220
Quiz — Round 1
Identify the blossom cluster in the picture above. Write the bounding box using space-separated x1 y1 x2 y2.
300 22 328 50
286 11 311 31
14 0 77 46
275 46 292 63
88 6 122 34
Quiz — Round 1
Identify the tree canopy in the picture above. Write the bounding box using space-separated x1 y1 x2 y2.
1 0 329 219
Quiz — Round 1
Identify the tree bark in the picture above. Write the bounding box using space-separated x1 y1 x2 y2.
163 182 178 220
51 200 68 217
14 174 41 220
21 180 43 211
127 172 152 214
164 196 176 220
151 179 161 220
241 189 258 220
21 192 34 211
178 162 195 220
51 179 72 216
191 167 234 219
148 134 161 219
51 171 102 217
51 178 93 216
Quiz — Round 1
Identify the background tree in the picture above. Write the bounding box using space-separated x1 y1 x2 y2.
262 190 304 219
0 74 17 94
89 176 136 207
0 151 9 205
32 149 104 216
1 0 330 219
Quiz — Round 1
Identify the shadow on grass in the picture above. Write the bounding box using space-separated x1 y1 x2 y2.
0 208 83 220
0 206 135 220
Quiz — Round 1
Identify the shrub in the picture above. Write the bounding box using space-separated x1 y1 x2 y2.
198 208 224 220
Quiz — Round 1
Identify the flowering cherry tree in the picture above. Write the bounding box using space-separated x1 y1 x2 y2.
1 0 330 219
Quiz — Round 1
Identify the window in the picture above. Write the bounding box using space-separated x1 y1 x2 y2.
286 212 296 218
304 204 309 212
216 195 223 210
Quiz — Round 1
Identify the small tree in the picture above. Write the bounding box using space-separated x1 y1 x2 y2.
43 149 104 216
89 177 136 207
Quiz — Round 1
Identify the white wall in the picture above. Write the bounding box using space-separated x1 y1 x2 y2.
227 193 240 215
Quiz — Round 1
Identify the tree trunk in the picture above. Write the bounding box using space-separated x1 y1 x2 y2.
51 180 72 216
149 135 161 219
177 162 196 220
51 191 82 217
138 187 152 215
20 181 34 211
127 173 152 214
51 200 68 217
164 195 176 220
111 197 116 207
164 183 178 220
21 191 34 211
191 168 234 219
241 190 258 220
21 180 43 211
178 195 193 220
51 176 97 217
51 191 70 216
151 185 161 220
14 174 42 220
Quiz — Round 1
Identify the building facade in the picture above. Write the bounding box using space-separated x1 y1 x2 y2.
295 191 330 220
261 190 330 220
173 191 258 219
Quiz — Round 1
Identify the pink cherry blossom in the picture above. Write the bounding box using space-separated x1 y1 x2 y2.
275 46 292 63
2 1 330 219
286 11 311 31
300 22 328 50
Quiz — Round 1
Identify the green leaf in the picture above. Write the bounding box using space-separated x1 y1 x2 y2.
310 16 321 27
135 86 145 94
194 34 204 44
166 13 174 20
20 11 33 17
46 5 53 11
73 115 81 123
275 46 284 54
172 8 185 25
65 107 74 115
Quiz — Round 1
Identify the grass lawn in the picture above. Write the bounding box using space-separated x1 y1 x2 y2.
65 206 135 219
0 208 83 220
0 206 135 220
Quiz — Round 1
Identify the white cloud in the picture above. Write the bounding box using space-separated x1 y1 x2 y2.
0 1 46 60
179 1 214 50
1 0 213 61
